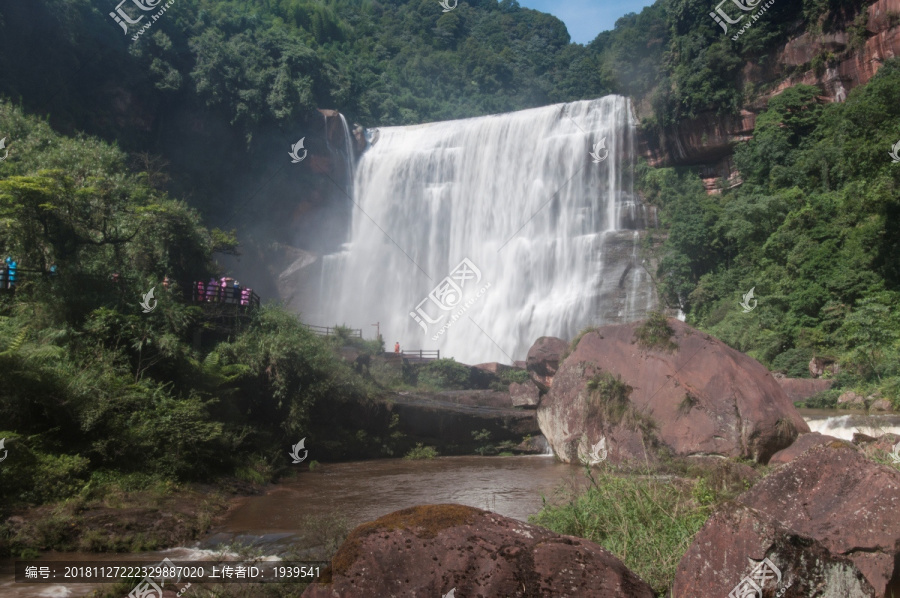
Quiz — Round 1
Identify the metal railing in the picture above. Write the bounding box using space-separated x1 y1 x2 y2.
400 350 440 361
303 324 363 338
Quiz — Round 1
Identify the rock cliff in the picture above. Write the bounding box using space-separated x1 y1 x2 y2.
639 0 900 190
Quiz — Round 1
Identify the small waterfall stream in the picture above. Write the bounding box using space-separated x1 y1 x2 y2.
803 411 900 440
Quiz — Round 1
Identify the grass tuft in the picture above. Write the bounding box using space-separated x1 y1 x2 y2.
562 326 602 360
585 372 656 435
530 467 710 595
677 393 697 416
634 311 678 352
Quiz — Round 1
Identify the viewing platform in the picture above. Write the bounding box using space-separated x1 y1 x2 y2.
191 283 260 311
190 281 260 334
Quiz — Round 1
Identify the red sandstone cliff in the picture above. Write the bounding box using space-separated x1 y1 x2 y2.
639 0 900 191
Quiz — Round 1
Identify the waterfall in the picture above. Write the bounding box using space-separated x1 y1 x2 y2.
319 96 656 364
338 113 356 192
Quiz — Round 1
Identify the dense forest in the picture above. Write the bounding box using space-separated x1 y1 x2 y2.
0 99 401 510
1 0 898 520
0 0 863 136
641 64 900 405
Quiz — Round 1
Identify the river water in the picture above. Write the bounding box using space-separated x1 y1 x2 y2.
800 408 900 439
5 412 899 597
0 456 583 598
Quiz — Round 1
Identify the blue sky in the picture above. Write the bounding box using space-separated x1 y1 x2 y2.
516 0 658 44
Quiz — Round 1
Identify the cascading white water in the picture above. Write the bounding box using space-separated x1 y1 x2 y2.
320 96 656 363
804 413 900 440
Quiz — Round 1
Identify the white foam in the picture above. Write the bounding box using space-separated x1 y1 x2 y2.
803 414 900 441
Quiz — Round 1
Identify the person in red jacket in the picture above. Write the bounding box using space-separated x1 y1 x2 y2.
394 341 400 354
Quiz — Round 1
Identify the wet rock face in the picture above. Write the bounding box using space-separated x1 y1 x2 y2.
537 318 809 465
672 502 877 598
301 504 656 598
526 336 567 391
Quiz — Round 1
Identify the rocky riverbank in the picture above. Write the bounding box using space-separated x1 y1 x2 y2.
0 480 255 558
305 318 900 597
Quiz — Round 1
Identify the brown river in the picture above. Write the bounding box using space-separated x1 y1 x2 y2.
6 411 899 597
0 455 584 597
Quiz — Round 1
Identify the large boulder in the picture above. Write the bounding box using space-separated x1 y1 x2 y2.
302 504 656 598
737 442 900 596
537 319 809 465
870 398 894 411
673 502 876 597
768 431 841 465
526 336 567 391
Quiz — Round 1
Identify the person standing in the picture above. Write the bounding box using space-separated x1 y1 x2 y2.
394 341 400 354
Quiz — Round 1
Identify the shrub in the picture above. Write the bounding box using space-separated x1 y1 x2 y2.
771 348 813 378
404 443 438 460
634 312 678 352
796 388 840 409
418 358 472 389
235 456 274 484
472 429 494 455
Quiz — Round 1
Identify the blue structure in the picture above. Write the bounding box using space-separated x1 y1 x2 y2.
2 257 16 290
